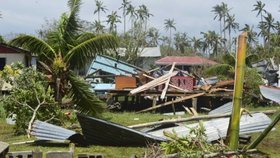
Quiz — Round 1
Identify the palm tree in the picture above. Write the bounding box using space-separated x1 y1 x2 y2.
147 27 160 47
174 32 190 54
212 4 223 37
164 18 176 54
119 0 131 34
94 0 108 23
126 4 137 35
240 24 258 47
201 31 225 56
224 14 239 52
252 1 267 45
220 2 230 40
106 11 121 34
252 1 267 23
258 13 275 47
190 37 203 53
136 4 153 31
9 0 118 116
93 20 105 34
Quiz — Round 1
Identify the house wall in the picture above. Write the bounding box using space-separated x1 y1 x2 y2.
0 53 26 65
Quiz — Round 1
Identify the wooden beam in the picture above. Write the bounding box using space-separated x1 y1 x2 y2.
130 71 177 95
137 92 205 113
161 62 176 99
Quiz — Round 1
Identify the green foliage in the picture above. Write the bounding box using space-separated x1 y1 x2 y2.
0 102 5 118
203 64 234 79
0 64 62 135
68 71 105 116
243 67 264 105
161 124 227 157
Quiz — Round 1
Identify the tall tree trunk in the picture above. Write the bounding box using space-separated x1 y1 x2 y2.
227 32 247 150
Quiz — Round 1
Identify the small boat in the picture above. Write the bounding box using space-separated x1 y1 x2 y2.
259 85 280 104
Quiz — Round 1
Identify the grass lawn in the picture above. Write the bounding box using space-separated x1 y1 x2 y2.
1 108 280 158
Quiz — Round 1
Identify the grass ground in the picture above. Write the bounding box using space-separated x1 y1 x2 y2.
1 107 280 158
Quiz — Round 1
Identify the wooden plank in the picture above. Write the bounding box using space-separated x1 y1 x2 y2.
115 76 136 90
130 71 177 95
143 74 188 93
137 92 205 113
160 62 176 99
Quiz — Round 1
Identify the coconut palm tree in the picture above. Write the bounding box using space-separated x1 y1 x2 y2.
262 13 276 47
252 1 267 23
119 0 131 34
94 0 108 23
147 27 160 47
240 24 258 47
93 20 105 34
224 14 239 52
126 4 137 35
201 31 225 56
106 11 121 34
174 32 190 54
252 1 267 45
9 0 118 116
164 18 176 54
136 4 153 31
212 4 223 37
190 37 203 53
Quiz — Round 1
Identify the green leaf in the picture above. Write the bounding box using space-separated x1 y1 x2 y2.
68 71 104 116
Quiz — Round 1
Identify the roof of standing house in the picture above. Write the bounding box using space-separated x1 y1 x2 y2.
155 56 218 66
86 54 144 76
117 47 161 57
0 43 30 54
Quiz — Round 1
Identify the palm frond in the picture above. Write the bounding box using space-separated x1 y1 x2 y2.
221 53 236 66
65 34 118 69
68 71 104 116
63 0 81 40
76 32 97 43
245 54 259 67
204 64 234 78
9 34 55 60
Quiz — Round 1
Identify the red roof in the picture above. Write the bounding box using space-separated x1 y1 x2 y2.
155 56 218 66
0 43 29 54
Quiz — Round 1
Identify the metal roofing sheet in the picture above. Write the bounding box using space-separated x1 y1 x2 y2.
148 113 271 142
155 56 218 66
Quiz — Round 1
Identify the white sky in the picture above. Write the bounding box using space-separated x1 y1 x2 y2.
0 0 279 39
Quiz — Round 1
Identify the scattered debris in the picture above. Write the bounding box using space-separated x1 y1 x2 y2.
208 102 233 115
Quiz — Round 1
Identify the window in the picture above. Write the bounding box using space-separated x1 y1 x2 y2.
0 58 6 70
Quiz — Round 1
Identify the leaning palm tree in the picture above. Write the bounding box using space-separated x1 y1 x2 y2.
240 24 258 48
9 0 118 116
94 0 108 23
93 20 105 34
119 0 131 34
136 4 153 31
252 1 267 23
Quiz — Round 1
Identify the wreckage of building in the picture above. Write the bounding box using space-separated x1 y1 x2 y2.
84 54 235 113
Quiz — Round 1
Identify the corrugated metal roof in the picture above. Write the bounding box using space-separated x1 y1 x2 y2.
148 113 271 142
117 47 161 57
86 55 143 76
260 85 280 104
77 113 167 146
155 56 218 66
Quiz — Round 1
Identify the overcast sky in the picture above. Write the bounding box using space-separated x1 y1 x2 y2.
0 0 279 40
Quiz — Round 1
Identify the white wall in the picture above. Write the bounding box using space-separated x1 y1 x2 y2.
0 53 26 65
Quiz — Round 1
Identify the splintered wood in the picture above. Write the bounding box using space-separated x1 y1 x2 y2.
137 92 205 113
130 63 177 95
